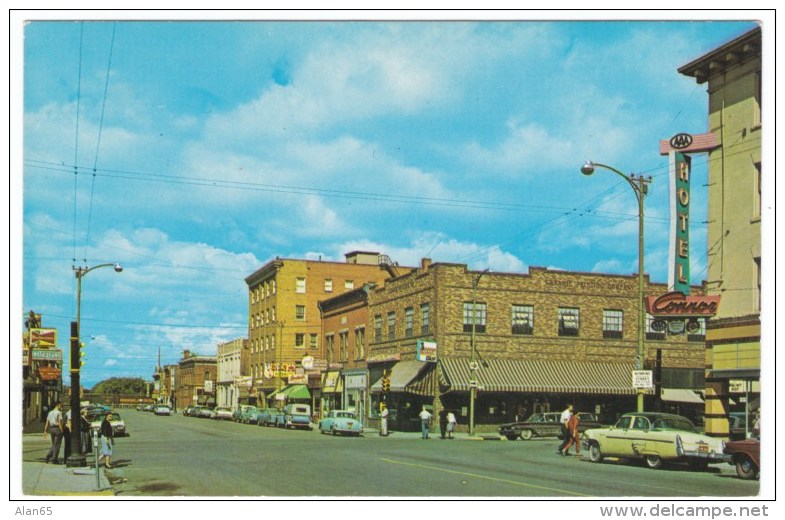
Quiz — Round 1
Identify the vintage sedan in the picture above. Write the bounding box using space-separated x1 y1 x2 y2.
318 410 363 436
154 405 172 416
90 412 128 437
212 406 234 420
724 438 760 480
582 412 728 470
498 412 603 441
256 408 284 427
233 405 260 424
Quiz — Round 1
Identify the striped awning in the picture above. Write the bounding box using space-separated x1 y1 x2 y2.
439 358 653 395
370 360 429 393
405 364 438 396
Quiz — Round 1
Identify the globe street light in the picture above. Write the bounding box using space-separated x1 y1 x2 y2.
66 263 122 467
580 161 651 413
469 267 490 436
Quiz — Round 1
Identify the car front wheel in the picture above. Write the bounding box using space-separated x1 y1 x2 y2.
519 429 534 440
331 426 337 436
505 434 518 441
588 442 603 463
645 455 663 469
735 456 758 480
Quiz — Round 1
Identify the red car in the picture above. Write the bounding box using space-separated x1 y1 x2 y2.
723 438 760 480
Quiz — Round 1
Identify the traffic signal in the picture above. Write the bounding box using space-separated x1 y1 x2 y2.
382 376 390 393
79 342 86 367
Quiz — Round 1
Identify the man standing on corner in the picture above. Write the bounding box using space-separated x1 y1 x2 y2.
43 401 64 464
419 406 432 440
557 404 573 455
380 403 389 437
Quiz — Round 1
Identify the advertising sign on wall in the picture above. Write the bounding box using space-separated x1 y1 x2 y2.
669 151 692 294
416 340 437 362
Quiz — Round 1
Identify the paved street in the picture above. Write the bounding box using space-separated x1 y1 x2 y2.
22 409 759 497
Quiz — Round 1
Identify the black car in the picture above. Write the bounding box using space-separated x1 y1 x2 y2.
498 412 603 441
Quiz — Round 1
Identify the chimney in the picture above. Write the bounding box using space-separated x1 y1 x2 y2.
183 349 191 359
421 258 432 270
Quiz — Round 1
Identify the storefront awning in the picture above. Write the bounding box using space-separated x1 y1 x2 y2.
439 358 653 395
268 384 311 400
321 371 343 393
660 388 704 404
370 360 429 393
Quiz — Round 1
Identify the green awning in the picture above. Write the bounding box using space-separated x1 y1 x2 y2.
268 384 311 400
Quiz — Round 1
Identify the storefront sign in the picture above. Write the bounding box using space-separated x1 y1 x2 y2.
38 366 61 381
646 292 721 318
416 340 437 362
30 328 57 347
367 353 401 363
288 374 307 385
301 356 315 370
669 151 692 294
31 348 62 361
632 370 653 389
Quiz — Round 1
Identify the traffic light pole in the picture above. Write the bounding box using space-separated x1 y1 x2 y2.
66 321 86 467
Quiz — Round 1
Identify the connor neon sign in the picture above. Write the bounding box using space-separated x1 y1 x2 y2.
645 292 721 317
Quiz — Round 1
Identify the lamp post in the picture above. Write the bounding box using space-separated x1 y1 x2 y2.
580 161 651 413
67 262 122 467
469 267 490 436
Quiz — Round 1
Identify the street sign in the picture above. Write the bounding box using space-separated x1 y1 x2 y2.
632 370 653 389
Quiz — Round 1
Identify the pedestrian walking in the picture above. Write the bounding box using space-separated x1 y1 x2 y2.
97 412 114 468
380 404 389 437
446 411 457 439
562 408 581 455
557 404 573 455
80 408 92 454
438 408 448 439
43 401 64 464
419 406 432 439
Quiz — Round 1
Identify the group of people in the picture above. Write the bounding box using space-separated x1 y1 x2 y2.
415 406 457 440
42 401 115 468
557 404 581 456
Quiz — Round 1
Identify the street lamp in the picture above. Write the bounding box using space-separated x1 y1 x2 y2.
469 267 490 436
580 161 651 413
66 262 122 467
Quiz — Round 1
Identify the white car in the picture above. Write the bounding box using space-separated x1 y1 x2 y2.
90 412 127 437
154 405 172 416
212 406 233 420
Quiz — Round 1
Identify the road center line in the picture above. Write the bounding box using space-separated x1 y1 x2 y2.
380 458 591 497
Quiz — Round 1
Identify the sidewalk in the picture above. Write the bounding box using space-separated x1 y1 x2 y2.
21 434 115 497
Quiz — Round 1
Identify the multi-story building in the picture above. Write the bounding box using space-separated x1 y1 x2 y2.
22 311 63 432
175 350 217 410
365 261 707 432
678 27 762 438
216 338 248 410
244 251 410 408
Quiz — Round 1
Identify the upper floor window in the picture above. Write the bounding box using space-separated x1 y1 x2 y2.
558 307 580 337
295 305 306 321
387 312 396 340
310 333 318 350
325 334 335 362
511 304 534 335
405 307 414 337
602 309 623 339
463 302 487 333
345 280 354 290
355 327 365 360
374 315 383 342
339 331 349 361
421 303 431 335
295 333 305 348
646 313 666 341
295 277 306 294
324 279 333 293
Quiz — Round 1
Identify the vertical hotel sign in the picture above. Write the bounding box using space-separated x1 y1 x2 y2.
660 132 719 294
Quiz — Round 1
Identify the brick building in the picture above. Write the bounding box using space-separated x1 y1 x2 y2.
365 261 707 432
175 350 217 410
244 252 412 408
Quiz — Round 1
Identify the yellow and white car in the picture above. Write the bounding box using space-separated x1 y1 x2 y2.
582 412 728 470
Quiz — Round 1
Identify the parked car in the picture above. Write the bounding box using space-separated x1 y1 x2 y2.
318 410 363 436
282 404 312 430
212 406 234 420
233 405 260 424
154 405 172 416
90 412 128 437
498 412 603 441
256 408 284 427
728 412 750 440
582 412 728 470
724 438 760 480
197 407 216 419
185 405 205 417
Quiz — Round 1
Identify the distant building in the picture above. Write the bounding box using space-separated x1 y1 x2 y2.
244 252 411 409
678 27 762 437
175 350 217 410
216 338 248 410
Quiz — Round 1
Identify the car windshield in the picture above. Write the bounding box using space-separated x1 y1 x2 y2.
335 412 355 419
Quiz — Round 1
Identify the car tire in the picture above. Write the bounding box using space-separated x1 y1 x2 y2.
505 434 518 441
644 455 663 469
588 442 603 463
519 429 534 440
331 426 337 436
735 456 758 480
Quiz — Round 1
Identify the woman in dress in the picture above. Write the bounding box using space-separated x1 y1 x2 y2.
97 412 114 468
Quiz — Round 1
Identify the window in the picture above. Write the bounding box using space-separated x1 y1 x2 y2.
271 306 276 322
265 282 270 297
324 279 333 292
511 305 534 335
339 331 349 361
420 303 431 334
355 327 365 359
295 333 305 348
405 307 414 337
387 312 396 340
295 305 306 321
270 335 275 351
754 256 761 313
463 302 487 333
345 280 354 290
558 307 580 337
309 333 318 350
753 162 761 220
646 313 666 340
295 277 306 294
264 336 269 351
271 280 276 294
374 315 383 342
603 309 623 339
325 334 335 362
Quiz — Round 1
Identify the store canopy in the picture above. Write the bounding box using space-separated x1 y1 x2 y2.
268 384 311 400
321 371 343 393
439 358 653 395
370 360 429 393
660 388 704 404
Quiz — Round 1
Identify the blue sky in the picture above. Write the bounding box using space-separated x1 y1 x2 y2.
15 15 763 388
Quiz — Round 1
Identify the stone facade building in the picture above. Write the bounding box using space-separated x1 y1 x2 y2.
175 349 217 410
